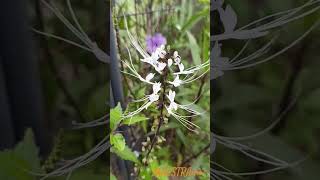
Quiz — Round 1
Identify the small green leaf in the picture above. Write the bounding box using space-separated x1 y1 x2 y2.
110 173 117 180
110 103 122 130
110 133 126 151
122 115 148 125
111 146 139 163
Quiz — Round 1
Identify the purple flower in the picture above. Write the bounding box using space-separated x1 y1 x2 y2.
146 33 167 53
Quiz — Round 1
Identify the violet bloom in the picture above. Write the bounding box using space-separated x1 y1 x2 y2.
146 33 167 53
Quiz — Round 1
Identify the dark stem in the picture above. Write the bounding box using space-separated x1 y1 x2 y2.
145 65 168 161
195 74 207 104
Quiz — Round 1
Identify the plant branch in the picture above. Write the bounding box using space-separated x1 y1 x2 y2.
181 143 210 166
34 0 87 123
145 59 169 161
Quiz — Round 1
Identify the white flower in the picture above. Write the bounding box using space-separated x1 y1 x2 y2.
173 51 181 64
149 94 159 102
155 62 166 73
178 63 184 72
141 46 167 73
168 58 173 67
168 75 182 87
168 90 176 102
157 45 167 59
141 52 159 65
145 73 155 82
152 82 162 94
167 90 178 112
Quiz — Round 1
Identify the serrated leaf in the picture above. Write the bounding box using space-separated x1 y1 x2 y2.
14 129 42 172
0 129 42 180
110 133 126 151
122 115 148 125
111 146 139 163
110 103 122 130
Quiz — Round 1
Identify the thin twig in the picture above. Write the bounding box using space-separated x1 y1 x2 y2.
34 0 87 123
181 143 210 166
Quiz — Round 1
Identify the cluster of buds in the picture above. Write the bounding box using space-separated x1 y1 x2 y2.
140 136 166 164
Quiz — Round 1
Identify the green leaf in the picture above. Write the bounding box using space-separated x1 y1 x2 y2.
14 129 42 172
187 31 201 65
0 151 32 180
110 103 122 130
0 129 42 180
201 29 210 61
122 115 148 125
110 173 117 180
181 8 209 33
111 146 139 163
110 133 126 151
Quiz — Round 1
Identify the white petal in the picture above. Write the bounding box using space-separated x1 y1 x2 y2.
178 63 184 72
174 57 181 65
156 62 166 71
173 51 178 58
168 90 176 102
151 52 159 64
168 59 173 67
168 102 178 112
159 50 166 58
145 73 155 82
172 75 182 87
172 102 178 111
149 94 159 102
152 82 161 94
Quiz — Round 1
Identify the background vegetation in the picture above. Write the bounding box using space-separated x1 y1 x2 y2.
213 0 320 180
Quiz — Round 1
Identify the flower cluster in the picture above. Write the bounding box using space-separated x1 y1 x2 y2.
122 19 209 132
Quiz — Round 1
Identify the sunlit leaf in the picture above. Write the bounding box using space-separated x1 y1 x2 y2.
110 133 126 151
111 146 139 163
122 115 148 125
110 103 122 130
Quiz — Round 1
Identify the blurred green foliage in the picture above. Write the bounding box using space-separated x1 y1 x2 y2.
213 0 320 179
